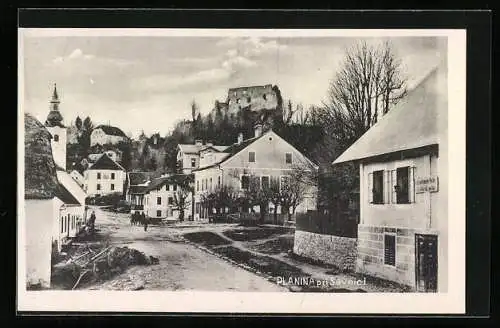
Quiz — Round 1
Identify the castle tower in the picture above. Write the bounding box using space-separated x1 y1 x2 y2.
45 84 67 170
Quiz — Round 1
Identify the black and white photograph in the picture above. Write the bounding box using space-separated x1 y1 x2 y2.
17 26 466 313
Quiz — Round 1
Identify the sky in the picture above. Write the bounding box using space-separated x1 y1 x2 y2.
21 31 447 139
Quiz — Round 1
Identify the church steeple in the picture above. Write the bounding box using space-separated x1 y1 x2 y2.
45 83 64 127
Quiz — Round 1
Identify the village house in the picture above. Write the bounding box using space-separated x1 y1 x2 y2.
125 173 192 221
191 124 318 221
24 111 84 288
177 140 229 174
332 62 448 292
83 153 126 196
125 171 157 214
90 124 128 146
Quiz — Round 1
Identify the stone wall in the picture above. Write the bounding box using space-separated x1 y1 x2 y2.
357 225 416 288
293 230 357 271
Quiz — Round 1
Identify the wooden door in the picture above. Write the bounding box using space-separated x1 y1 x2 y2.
415 234 438 292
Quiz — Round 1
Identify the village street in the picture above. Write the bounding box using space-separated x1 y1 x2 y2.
84 207 287 291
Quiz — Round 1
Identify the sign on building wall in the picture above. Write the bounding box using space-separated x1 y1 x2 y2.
415 176 439 193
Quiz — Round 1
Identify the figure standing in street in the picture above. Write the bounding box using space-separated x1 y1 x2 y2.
89 210 96 234
142 213 148 231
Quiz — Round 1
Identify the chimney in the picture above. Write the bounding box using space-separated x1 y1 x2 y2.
195 139 203 146
237 133 244 145
254 124 263 138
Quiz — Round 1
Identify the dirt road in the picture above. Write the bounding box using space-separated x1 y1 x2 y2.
85 207 287 292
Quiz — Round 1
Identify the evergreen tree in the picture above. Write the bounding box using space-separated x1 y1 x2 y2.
75 116 83 131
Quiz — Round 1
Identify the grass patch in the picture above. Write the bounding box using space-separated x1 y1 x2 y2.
249 236 294 255
213 246 307 279
182 231 232 248
223 227 293 242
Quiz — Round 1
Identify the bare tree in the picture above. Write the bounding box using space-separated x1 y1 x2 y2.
171 174 194 221
321 40 407 151
280 164 318 221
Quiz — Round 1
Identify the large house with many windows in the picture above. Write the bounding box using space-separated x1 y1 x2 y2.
83 153 126 196
332 62 448 292
190 124 318 221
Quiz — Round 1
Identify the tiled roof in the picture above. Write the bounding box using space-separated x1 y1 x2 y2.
24 113 60 200
89 153 125 171
128 185 148 194
178 143 229 154
128 171 157 186
333 63 447 164
94 125 128 138
55 183 81 205
192 135 260 172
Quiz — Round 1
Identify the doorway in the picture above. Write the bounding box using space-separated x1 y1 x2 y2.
415 234 438 292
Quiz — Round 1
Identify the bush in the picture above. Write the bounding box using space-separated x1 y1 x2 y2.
295 211 358 238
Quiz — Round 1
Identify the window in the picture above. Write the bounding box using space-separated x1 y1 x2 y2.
371 170 384 204
285 152 292 164
196 180 199 191
173 184 177 191
210 178 213 190
249 151 256 163
111 173 115 180
61 218 64 233
247 97 251 103
396 166 410 204
53 134 59 142
157 210 162 217
261 176 270 190
384 234 396 266
97 184 101 191
241 175 250 189
263 94 267 100
218 176 221 188
111 184 115 191
280 176 290 191
168 197 174 205
191 158 196 168
97 172 101 180
157 197 162 205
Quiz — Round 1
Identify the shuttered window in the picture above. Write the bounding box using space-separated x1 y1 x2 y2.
372 170 384 204
384 234 396 266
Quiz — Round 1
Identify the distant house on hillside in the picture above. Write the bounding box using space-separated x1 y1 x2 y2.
84 153 126 196
90 125 128 146
176 140 229 174
191 124 318 221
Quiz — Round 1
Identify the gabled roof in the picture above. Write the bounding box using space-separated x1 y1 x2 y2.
56 183 81 205
24 113 60 199
89 153 125 171
333 63 447 165
128 171 157 186
192 129 318 172
94 125 128 138
178 143 229 154
128 185 148 194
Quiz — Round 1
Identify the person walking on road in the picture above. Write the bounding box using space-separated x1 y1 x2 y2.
142 213 148 232
89 210 96 234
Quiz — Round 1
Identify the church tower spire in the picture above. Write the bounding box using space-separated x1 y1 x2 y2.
45 83 64 128
45 83 67 169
